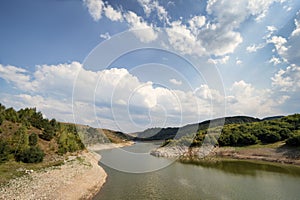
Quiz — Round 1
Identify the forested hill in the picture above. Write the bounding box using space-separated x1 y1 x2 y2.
162 114 300 148
134 116 261 141
0 103 129 165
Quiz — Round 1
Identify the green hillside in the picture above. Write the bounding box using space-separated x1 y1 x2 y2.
0 103 85 165
162 114 300 148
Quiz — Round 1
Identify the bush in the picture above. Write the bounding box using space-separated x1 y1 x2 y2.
286 135 300 146
4 107 18 123
279 128 293 139
29 133 38 146
218 133 231 146
0 115 4 125
260 132 281 143
15 146 45 163
0 140 10 163
237 134 258 146
39 126 55 141
57 125 85 155
12 126 29 152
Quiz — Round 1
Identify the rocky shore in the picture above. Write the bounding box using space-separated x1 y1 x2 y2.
151 145 300 166
150 145 214 158
0 152 107 200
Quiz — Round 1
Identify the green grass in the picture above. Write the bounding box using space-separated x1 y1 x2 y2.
75 156 92 167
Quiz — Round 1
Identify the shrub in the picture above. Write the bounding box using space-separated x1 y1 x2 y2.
0 115 4 125
12 126 29 152
218 134 231 146
0 140 10 163
279 128 293 139
39 126 55 141
286 135 300 146
15 146 45 163
29 133 38 146
260 132 281 143
237 134 258 146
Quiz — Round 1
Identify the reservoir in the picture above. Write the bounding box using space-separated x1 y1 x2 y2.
94 142 300 200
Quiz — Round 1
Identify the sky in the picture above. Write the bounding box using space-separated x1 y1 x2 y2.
0 0 300 133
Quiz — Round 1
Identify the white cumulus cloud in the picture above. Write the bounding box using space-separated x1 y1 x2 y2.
169 78 182 86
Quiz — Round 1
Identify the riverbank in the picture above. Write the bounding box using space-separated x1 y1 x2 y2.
151 142 300 166
87 141 134 151
0 151 107 200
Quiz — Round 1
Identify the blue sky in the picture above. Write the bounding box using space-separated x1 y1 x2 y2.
0 0 300 132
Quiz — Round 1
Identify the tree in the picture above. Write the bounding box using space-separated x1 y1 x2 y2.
15 146 45 163
286 134 300 146
0 115 4 125
4 107 18 123
39 125 55 141
12 126 29 152
0 103 5 113
28 109 44 129
29 133 38 146
0 140 10 163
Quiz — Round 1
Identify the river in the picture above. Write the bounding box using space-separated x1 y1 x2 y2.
93 142 300 200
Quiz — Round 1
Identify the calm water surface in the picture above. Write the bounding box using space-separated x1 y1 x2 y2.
93 142 300 200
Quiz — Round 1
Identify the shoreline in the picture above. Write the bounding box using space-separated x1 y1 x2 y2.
0 151 107 200
0 142 133 200
151 144 300 166
87 141 134 151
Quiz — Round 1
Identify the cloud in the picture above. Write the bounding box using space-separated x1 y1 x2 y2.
204 0 284 55
1 61 293 131
104 4 123 21
247 0 286 22
166 20 207 56
188 15 206 32
83 0 286 57
291 18 300 37
0 64 32 90
124 11 158 43
208 56 230 65
0 62 224 131
268 13 300 65
0 93 74 123
83 0 104 21
236 59 242 65
169 78 182 86
32 62 82 97
269 56 281 65
100 32 111 40
137 0 169 23
226 80 284 116
271 64 300 92
246 43 265 52
267 36 287 53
